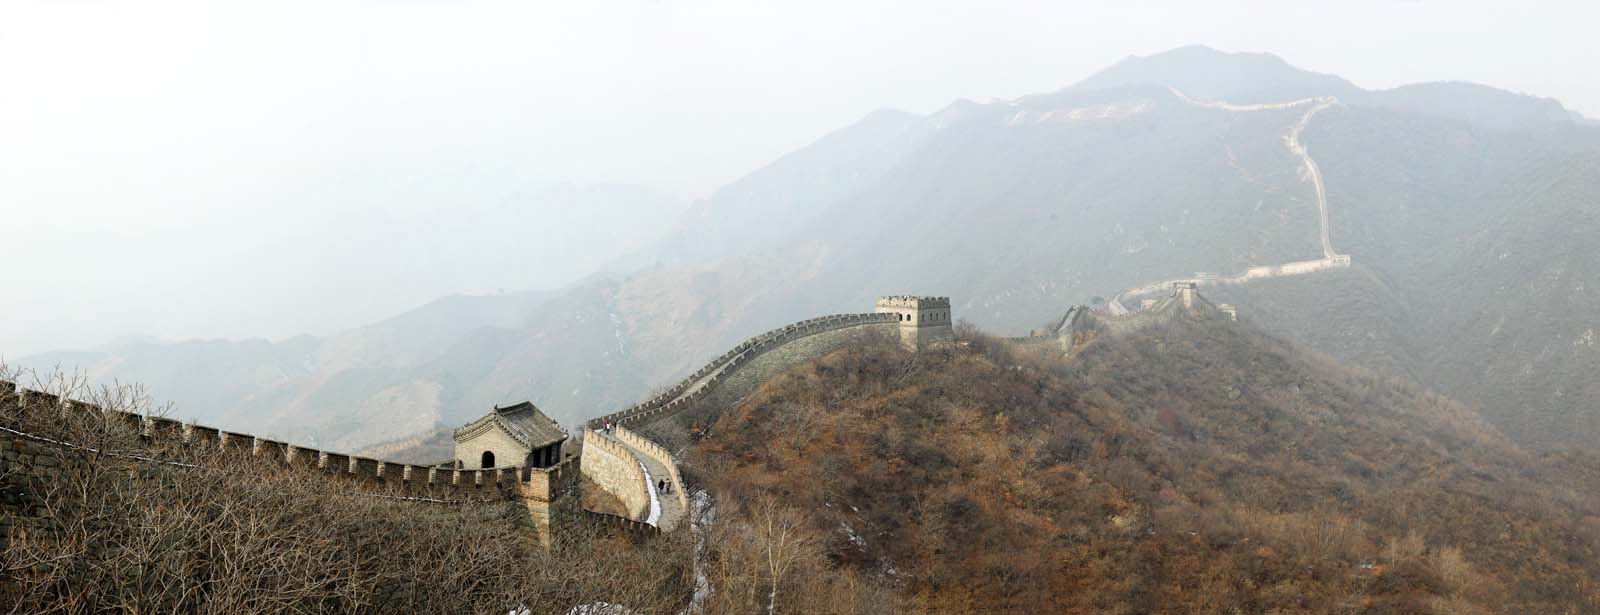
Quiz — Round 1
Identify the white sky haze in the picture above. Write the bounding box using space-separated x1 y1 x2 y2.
2 0 1595 357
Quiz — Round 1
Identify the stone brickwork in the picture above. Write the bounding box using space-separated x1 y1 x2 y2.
613 426 689 523
0 382 576 547
1057 285 1228 351
6 294 955 545
0 425 76 539
589 311 902 431
875 296 956 349
687 321 896 416
578 428 649 521
451 420 529 470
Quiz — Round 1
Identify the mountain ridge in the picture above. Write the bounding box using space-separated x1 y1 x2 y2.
18 46 1600 454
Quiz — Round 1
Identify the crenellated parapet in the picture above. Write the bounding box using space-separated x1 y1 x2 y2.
0 381 574 537
613 426 689 515
579 427 650 521
588 311 901 430
1051 284 1229 353
6 294 957 544
875 295 956 349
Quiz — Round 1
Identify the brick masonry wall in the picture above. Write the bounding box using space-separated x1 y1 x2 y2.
452 422 529 471
578 428 649 521
0 383 528 506
684 321 897 417
588 312 902 429
0 430 75 539
613 426 689 513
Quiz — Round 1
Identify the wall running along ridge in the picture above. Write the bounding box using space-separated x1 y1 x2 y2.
0 381 581 545
590 312 900 430
6 301 943 544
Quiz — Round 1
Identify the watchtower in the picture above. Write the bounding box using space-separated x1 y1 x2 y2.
452 401 569 472
1173 282 1199 309
875 296 955 350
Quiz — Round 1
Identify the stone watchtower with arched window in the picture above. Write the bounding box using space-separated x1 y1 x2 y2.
451 401 569 471
875 296 956 350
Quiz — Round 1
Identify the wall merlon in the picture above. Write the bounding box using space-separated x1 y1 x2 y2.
221 431 253 450
255 438 290 461
352 456 378 478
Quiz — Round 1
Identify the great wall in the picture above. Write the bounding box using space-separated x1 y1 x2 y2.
1 296 957 545
1107 89 1351 315
1 91 1359 562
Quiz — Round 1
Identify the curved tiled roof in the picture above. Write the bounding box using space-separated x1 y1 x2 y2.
453 401 567 450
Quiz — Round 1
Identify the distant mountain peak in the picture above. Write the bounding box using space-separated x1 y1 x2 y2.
1072 45 1358 101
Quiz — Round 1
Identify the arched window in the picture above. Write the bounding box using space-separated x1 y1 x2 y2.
481 450 495 469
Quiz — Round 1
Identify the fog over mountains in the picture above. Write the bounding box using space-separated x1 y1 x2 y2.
19 46 1599 454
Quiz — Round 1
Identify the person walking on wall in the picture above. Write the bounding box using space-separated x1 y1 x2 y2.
657 479 665 492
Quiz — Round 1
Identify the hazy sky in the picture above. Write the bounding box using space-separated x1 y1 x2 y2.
2 0 1595 357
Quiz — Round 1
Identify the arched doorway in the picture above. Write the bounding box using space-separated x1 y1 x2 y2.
481 451 495 468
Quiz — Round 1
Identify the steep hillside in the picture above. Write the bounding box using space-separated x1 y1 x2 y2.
25 46 1600 453
671 317 1600 614
1207 128 1600 449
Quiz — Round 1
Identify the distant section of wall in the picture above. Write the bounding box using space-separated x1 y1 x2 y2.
1064 287 1228 344
579 429 648 521
613 426 688 514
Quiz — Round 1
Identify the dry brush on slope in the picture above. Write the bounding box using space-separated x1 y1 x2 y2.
0 366 694 615
681 321 1600 614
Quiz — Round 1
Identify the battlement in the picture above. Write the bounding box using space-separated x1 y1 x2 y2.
5 293 955 547
875 296 950 309
0 381 568 504
875 295 956 349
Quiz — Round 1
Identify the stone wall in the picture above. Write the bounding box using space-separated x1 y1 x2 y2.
613 426 688 514
590 313 900 430
0 423 76 540
452 421 529 471
0 382 573 525
685 320 896 417
578 428 649 521
874 296 955 349
1064 287 1227 343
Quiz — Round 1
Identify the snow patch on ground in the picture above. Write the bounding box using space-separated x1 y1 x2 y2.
561 602 638 615
839 522 866 549
640 461 661 526
682 490 714 615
